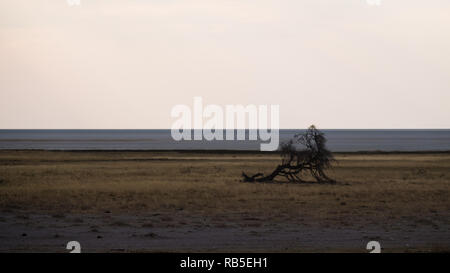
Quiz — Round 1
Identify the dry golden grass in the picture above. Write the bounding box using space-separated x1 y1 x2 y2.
0 151 449 229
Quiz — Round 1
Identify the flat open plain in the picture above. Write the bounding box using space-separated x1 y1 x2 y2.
0 151 448 252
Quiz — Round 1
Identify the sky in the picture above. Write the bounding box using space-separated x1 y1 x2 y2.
0 0 449 129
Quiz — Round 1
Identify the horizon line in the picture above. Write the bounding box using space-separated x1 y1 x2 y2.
1 128 450 131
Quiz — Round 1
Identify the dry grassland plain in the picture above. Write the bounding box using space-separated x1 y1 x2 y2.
0 151 448 252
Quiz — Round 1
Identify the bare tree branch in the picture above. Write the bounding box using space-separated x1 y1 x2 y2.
242 125 335 183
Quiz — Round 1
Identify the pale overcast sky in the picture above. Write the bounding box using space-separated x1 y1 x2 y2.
0 0 449 129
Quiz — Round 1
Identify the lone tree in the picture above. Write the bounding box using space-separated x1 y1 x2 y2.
242 125 335 183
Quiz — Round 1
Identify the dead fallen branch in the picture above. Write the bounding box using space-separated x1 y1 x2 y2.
242 125 335 183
